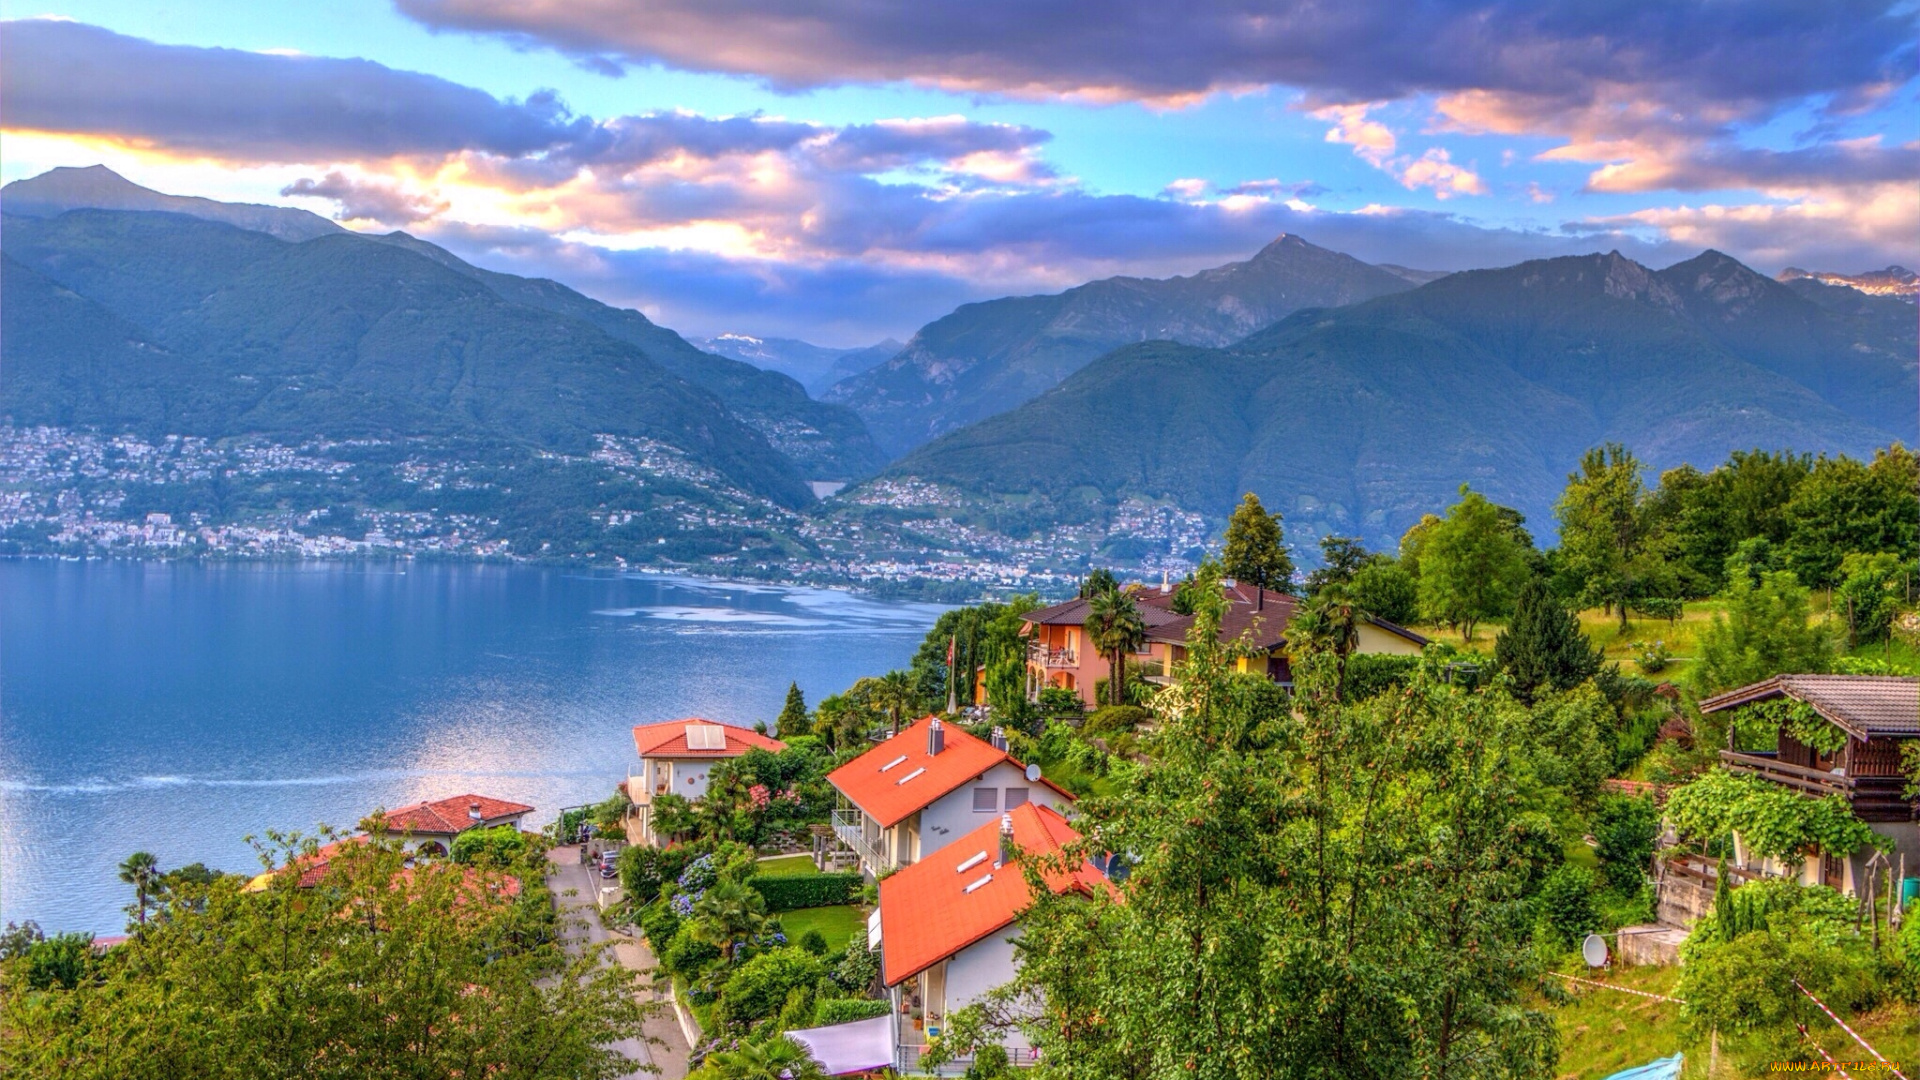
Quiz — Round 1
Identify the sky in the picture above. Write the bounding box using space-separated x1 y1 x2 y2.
3 2 1916 345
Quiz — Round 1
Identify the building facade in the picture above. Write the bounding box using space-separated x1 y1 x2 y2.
628 719 787 846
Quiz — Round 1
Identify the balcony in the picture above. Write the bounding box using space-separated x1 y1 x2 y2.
1028 642 1078 668
1719 750 1854 797
833 807 893 874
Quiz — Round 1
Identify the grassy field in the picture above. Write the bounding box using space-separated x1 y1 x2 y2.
776 904 864 948
756 853 820 875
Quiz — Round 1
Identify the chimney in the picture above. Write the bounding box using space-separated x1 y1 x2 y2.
468 801 483 822
1160 570 1171 595
927 717 945 756
989 725 1007 751
996 813 1015 867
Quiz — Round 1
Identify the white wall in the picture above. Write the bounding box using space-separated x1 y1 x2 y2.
945 933 1029 1050
915 760 1069 862
645 757 716 800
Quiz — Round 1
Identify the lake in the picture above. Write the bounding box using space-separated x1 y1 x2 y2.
0 561 945 934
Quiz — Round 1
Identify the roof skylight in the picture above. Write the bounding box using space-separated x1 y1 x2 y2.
879 754 909 772
963 873 994 894
955 851 988 873
895 767 927 785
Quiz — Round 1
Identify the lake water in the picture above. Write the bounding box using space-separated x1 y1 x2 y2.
0 561 944 934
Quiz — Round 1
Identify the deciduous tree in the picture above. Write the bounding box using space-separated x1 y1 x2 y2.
1221 492 1295 594
1555 444 1676 630
1418 486 1531 642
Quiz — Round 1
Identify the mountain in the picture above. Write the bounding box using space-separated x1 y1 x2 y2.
878 250 1916 552
823 234 1418 457
3 164 343 242
698 334 903 396
2 207 814 507
1778 265 1917 302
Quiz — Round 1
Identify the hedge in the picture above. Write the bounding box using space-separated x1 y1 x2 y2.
813 997 890 1025
1343 653 1422 700
752 872 861 912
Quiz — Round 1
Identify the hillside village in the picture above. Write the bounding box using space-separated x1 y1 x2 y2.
9 448 1919 1078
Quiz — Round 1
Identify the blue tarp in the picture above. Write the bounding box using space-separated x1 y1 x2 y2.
1600 1053 1683 1080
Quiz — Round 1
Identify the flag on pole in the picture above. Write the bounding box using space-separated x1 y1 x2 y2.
946 635 959 714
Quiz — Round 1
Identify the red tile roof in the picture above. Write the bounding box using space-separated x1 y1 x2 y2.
632 719 788 758
879 802 1108 985
381 794 535 837
1025 582 1299 652
828 715 1071 829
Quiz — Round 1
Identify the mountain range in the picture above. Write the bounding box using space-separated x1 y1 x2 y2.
1778 264 1917 302
881 250 1917 552
697 334 902 397
824 234 1423 457
2 167 884 491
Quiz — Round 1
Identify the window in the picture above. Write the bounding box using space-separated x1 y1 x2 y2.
972 787 998 812
1003 788 1029 809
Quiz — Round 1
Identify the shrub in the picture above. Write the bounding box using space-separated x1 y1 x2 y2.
798 929 828 956
1678 915 1883 1059
776 985 817 1031
1591 794 1659 891
751 872 861 912
660 923 721 978
641 904 682 954
1083 705 1151 735
1342 653 1421 700
450 825 528 868
1630 640 1672 673
833 929 879 993
716 947 828 1028
620 845 697 905
22 932 93 991
965 1044 1014 1079
1536 864 1600 950
813 996 890 1025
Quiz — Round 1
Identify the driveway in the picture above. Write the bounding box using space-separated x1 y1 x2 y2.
548 848 693 1080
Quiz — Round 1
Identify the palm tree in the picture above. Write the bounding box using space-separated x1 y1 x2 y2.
1287 585 1362 697
1083 588 1147 707
118 851 159 927
853 670 921 736
691 878 769 964
697 1035 827 1080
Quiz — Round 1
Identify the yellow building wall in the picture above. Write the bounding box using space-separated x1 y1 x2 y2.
1355 622 1424 656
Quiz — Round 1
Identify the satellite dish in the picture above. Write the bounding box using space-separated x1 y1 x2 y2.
1025 763 1042 782
1581 934 1609 968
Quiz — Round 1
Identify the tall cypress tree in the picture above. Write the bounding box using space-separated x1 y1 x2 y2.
1494 578 1602 702
1221 492 1295 594
775 681 809 739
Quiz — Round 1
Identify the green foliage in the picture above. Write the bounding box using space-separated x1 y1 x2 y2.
1493 578 1603 702
1781 446 1920 588
908 595 1041 715
1347 558 1419 625
797 929 828 956
687 1035 828 1080
117 851 159 928
1691 563 1834 694
1339 652 1421 700
1221 492 1295 594
1037 685 1083 717
1512 685 1616 809
1082 588 1148 707
641 903 683 954
1304 535 1374 595
622 845 698 906
1 831 645 1080
750 873 861 912
1629 639 1672 673
1591 795 1659 891
1554 444 1680 628
1665 769 1882 860
1416 486 1532 641
693 878 772 964
832 928 880 994
847 670 920 735
1648 451 1811 592
1835 550 1908 644
776 682 810 739
812 997 889 1025
661 923 723 977
1536 864 1601 950
715 948 828 1028
20 932 94 991
965 1044 1015 1080
449 824 528 868
1083 705 1151 736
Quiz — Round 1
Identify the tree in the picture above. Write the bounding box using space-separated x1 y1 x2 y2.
1836 551 1906 645
1648 450 1811 591
849 670 919 736
1078 568 1120 599
1494 579 1602 703
1556 443 1676 630
1417 486 1531 642
1305 535 1372 595
117 851 159 928
3 831 648 1080
1397 513 1441 579
450 824 528 867
1221 492 1294 594
775 682 810 739
1781 446 1919 588
1082 588 1147 707
1285 584 1361 695
977 565 1556 1079
688 1036 827 1080
691 878 770 964
1348 558 1418 625
1691 561 1834 695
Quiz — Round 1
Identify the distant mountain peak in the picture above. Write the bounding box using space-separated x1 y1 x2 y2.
1778 264 1918 302
3 164 343 243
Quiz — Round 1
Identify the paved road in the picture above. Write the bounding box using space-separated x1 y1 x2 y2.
548 849 693 1080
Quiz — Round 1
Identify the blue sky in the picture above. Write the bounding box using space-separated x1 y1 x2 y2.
4 1 1915 343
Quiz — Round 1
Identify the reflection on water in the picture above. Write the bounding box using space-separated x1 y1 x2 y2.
0 563 943 933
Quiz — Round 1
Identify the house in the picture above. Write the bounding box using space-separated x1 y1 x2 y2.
1021 579 1428 707
876 802 1112 1071
628 719 787 846
828 715 1072 878
377 793 535 856
1699 674 1918 895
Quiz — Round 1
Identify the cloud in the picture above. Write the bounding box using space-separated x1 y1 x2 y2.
1315 103 1395 166
1395 148 1486 199
1313 104 1482 199
393 0 1917 111
282 171 449 224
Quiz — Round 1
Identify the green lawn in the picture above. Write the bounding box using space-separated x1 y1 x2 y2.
777 904 864 948
756 854 820 875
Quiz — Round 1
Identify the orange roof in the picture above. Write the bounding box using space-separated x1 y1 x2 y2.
381 794 534 837
827 715 1071 829
879 802 1108 984
632 719 788 758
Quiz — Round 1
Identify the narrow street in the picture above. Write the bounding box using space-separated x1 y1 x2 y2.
549 849 693 1080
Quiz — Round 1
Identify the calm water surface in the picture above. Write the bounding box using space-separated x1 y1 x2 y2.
0 561 943 933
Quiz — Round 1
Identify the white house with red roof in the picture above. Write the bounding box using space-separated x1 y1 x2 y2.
827 715 1071 879
876 801 1111 1070
629 719 787 845
377 793 535 856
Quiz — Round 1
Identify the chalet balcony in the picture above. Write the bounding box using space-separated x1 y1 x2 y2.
1719 750 1852 796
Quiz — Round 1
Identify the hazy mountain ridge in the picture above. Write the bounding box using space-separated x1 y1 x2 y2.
697 334 903 397
823 234 1417 457
876 249 1916 553
1779 264 1917 302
